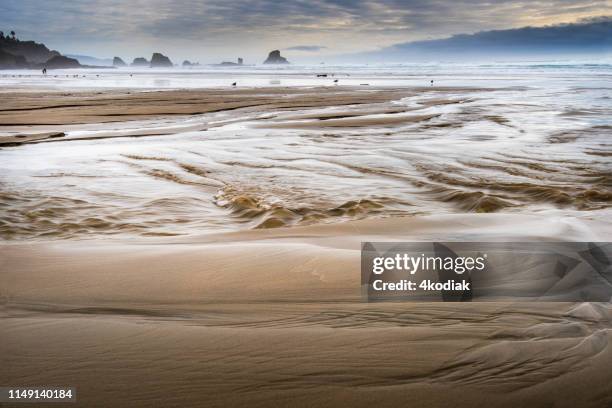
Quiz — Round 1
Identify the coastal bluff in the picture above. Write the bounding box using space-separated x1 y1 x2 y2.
0 33 83 69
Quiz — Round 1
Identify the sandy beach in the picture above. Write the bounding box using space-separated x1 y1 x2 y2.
2 214 612 407
2 0 612 404
1 82 611 407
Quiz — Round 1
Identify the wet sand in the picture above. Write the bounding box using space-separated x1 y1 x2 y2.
1 86 611 407
0 87 421 132
2 215 612 407
1 87 610 240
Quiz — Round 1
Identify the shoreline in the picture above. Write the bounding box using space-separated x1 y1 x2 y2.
1 82 611 407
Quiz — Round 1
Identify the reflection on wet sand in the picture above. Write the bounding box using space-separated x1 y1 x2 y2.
1 86 610 240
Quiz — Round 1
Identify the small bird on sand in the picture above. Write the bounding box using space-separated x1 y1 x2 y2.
232 82 237 86
333 79 338 83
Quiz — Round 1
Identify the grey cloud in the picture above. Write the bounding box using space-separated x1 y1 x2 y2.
345 17 612 62
286 45 328 51
1 0 610 60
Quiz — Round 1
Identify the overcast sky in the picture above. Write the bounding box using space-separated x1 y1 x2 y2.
1 0 610 63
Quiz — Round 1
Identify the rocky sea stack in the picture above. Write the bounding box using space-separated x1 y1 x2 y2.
150 52 173 68
131 57 149 67
263 50 289 64
219 57 244 66
113 56 127 67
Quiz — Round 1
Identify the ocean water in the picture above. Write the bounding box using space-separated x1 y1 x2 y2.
0 63 610 239
1 61 611 89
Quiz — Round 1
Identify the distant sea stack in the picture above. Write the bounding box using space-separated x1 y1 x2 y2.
150 52 173 68
131 57 149 67
219 57 244 66
113 56 127 67
263 50 289 64
182 60 200 67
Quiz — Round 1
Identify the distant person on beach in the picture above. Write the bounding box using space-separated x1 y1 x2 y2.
430 80 434 86
42 68 47 75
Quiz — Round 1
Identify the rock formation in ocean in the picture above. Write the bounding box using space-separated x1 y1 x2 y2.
182 60 200 67
131 57 149 67
219 58 245 66
44 55 81 69
113 57 127 67
150 52 173 68
263 50 289 64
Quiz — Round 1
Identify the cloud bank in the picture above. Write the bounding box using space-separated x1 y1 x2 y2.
341 18 612 62
1 0 610 62
286 45 328 52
